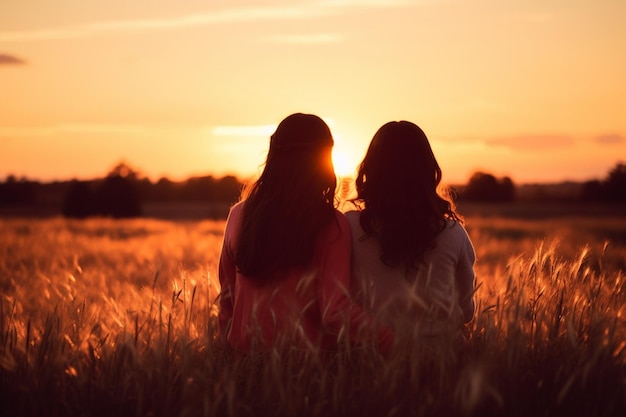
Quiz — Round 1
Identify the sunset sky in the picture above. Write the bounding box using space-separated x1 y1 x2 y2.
1 0 625 184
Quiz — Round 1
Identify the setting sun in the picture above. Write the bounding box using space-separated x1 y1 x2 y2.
1 0 625 184
332 149 355 178
1 3 625 415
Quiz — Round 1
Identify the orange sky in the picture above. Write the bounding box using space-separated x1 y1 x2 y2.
1 0 625 184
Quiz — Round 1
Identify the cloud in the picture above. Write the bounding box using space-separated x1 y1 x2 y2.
485 134 575 150
212 124 276 137
0 54 26 65
595 133 624 145
0 1 418 42
263 33 342 44
0 7 323 42
0 123 156 137
316 0 421 7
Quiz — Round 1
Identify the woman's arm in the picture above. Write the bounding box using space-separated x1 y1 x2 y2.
318 212 394 352
217 205 241 339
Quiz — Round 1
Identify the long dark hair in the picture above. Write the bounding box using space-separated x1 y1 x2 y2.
235 113 337 278
354 121 460 269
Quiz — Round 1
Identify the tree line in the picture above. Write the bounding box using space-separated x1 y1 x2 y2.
0 163 242 219
453 162 626 204
1 162 624 219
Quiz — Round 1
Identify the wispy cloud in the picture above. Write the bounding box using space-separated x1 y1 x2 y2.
595 133 624 145
0 6 323 42
317 0 435 6
0 123 157 137
0 7 323 42
485 134 575 150
0 1 418 43
87 7 320 31
263 33 342 44
0 53 26 65
212 124 276 137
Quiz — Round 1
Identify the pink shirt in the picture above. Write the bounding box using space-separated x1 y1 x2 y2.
218 202 393 353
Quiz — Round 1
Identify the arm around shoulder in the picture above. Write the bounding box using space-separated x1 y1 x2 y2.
318 211 394 352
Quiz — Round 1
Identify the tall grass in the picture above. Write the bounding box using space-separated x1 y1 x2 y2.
0 217 624 416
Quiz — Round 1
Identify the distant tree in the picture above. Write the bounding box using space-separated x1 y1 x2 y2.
499 176 516 201
0 176 39 204
605 163 626 202
182 176 216 201
92 163 143 218
179 175 242 203
581 162 626 202
62 180 95 218
581 180 605 202
215 175 243 203
153 177 177 201
461 172 516 202
108 161 140 180
95 175 142 218
134 177 154 201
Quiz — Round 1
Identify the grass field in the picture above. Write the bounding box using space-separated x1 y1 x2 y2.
1 204 625 416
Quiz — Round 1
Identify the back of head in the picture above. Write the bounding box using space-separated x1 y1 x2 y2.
236 113 338 278
355 121 459 269
263 113 335 190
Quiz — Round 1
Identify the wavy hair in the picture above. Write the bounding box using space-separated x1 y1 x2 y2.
354 121 461 269
235 113 337 278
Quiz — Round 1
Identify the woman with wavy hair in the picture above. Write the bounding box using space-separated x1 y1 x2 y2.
346 121 475 345
218 113 392 353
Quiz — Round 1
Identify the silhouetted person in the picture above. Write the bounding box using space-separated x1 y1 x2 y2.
218 113 392 354
346 121 476 348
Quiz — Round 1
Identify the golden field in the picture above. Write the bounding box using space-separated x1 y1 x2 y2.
1 204 625 417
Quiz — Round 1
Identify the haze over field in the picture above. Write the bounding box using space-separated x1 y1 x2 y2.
1 0 625 183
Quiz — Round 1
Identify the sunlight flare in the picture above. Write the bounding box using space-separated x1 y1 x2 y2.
332 149 354 178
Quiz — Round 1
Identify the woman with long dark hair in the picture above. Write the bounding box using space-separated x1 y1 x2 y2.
346 121 475 345
218 113 392 353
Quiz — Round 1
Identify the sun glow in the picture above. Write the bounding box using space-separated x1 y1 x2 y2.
332 149 355 178
1 1 624 184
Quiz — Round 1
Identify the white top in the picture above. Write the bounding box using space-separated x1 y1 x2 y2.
345 210 476 342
